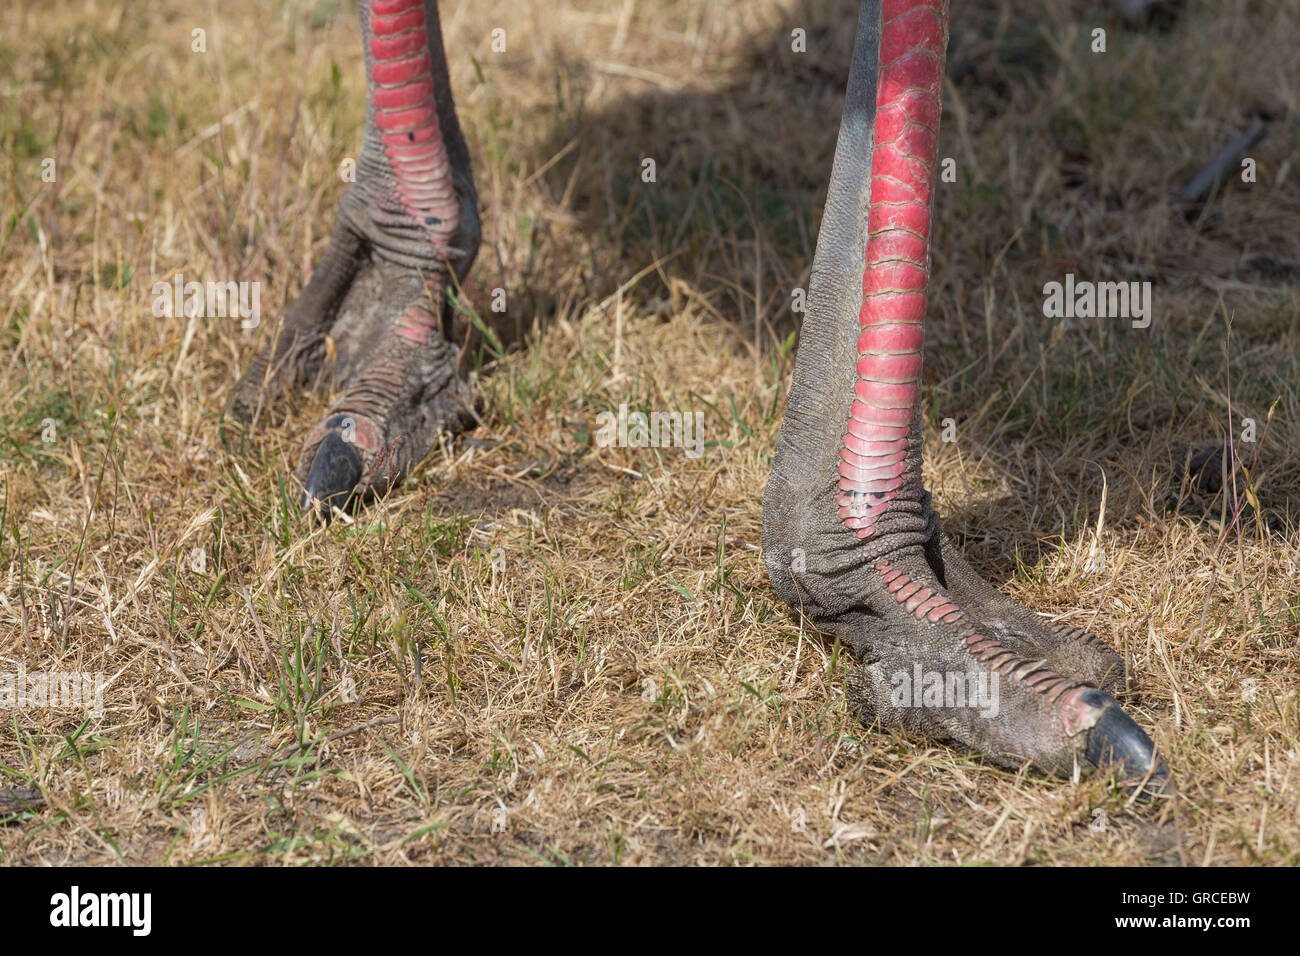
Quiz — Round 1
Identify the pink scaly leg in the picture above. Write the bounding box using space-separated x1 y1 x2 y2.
763 0 1167 790
226 0 480 516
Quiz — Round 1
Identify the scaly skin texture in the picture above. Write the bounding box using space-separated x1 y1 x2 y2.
763 0 1166 787
226 0 480 512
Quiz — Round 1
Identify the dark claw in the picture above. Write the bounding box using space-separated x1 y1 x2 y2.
1079 689 1169 796
301 424 363 522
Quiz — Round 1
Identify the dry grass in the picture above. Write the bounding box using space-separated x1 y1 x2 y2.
1 0 1298 865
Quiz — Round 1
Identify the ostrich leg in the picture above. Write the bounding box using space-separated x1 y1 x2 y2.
227 0 479 515
763 0 1167 787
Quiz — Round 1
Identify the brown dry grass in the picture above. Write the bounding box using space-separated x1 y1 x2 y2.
0 0 1297 865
